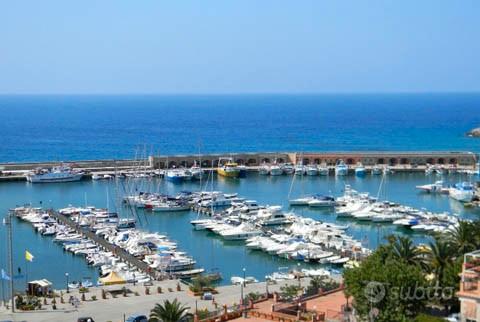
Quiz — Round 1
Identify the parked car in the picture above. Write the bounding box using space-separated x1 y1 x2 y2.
77 318 95 322
126 314 148 322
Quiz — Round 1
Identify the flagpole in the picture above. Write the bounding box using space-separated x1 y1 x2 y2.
6 212 14 312
1 277 4 307
25 251 28 292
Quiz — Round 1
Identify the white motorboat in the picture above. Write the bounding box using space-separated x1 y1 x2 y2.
449 182 475 202
231 276 258 285
306 165 318 176
256 206 292 226
289 196 316 206
335 160 348 176
416 181 444 193
354 163 366 177
152 202 191 212
269 164 283 176
371 166 382 175
166 169 187 183
220 223 263 240
318 165 329 176
26 165 83 183
294 163 306 175
308 196 336 208
282 163 295 175
259 164 270 175
189 165 204 180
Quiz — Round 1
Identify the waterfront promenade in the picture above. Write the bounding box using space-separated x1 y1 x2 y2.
0 278 324 322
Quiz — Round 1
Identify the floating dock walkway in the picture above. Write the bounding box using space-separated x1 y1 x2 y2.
48 210 160 280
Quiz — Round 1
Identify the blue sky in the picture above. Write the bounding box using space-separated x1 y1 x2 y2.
1 1 479 94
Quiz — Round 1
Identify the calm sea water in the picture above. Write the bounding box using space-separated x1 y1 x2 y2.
0 172 479 294
0 93 479 162
0 93 480 295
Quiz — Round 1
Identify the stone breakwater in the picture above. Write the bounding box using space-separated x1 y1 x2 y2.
0 151 477 182
467 127 480 137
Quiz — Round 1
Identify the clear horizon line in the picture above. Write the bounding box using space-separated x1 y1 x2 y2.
1 90 480 96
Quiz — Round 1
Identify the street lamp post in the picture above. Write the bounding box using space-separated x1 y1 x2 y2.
240 267 246 306
65 273 69 293
297 263 301 288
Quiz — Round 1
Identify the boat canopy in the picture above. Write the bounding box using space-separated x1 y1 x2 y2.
99 271 126 285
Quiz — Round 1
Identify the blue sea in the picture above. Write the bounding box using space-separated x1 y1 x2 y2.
0 93 479 162
0 93 480 295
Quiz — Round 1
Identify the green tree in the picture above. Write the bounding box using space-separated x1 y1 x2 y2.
445 220 477 255
279 284 302 301
149 299 191 322
426 237 454 285
344 245 428 322
189 275 214 293
391 236 424 266
306 276 340 295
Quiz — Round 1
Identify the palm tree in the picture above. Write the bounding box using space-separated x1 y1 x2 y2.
446 220 476 255
390 236 423 266
309 276 326 292
427 237 454 285
150 299 191 322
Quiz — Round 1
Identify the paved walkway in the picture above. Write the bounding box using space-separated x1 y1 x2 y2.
0 279 300 322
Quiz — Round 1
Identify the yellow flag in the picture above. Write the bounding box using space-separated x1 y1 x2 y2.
25 250 34 262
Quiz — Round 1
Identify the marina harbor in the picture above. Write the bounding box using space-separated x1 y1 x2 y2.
1 160 479 321
2 2 480 319
1 157 479 288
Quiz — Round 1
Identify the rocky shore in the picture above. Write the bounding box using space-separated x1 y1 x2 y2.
467 127 480 137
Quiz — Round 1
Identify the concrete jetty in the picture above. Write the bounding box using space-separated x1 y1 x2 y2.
0 151 477 182
48 210 160 280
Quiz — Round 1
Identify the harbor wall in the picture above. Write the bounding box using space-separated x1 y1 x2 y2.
0 159 146 172
0 151 476 176
149 151 478 168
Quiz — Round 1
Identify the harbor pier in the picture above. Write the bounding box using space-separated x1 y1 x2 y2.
149 151 477 168
0 151 477 182
47 210 160 280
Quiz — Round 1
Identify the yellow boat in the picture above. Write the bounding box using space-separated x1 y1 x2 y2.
217 159 240 178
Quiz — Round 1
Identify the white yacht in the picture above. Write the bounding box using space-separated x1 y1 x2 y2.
256 206 292 226
188 165 204 180
259 164 270 175
371 166 382 175
335 160 348 176
282 163 295 175
289 196 317 206
152 202 190 212
308 196 336 208
354 163 366 176
416 181 444 193
269 164 284 176
165 169 187 183
219 223 263 240
449 182 475 202
318 164 329 176
306 165 319 176
294 163 306 175
26 165 83 183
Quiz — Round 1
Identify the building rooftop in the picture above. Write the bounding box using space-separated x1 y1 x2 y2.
458 250 480 298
